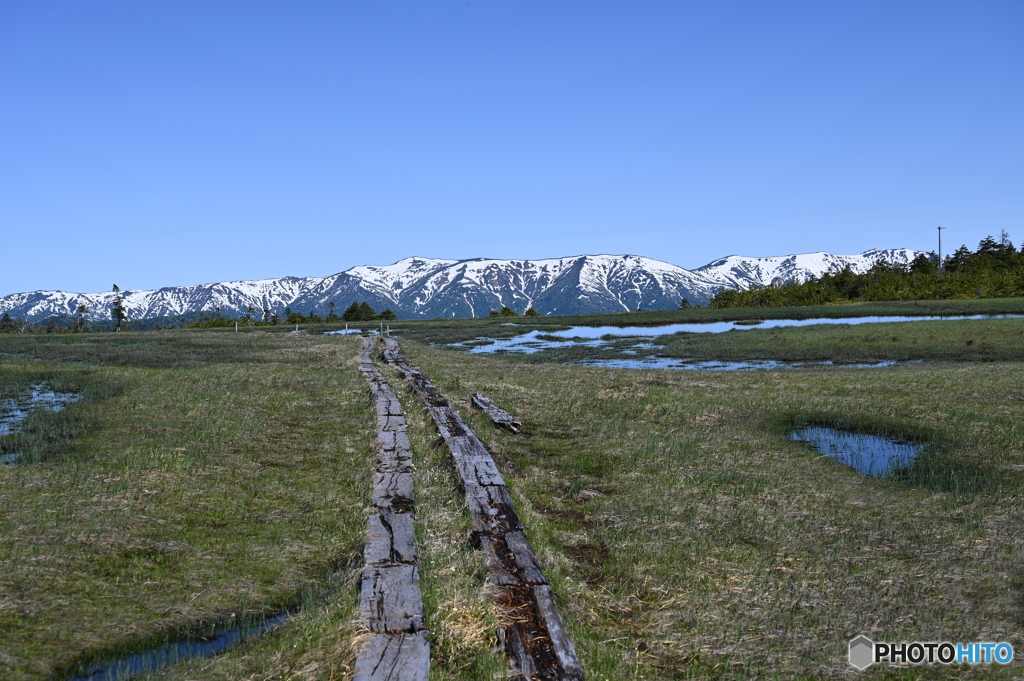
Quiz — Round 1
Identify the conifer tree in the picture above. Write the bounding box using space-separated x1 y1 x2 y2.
342 302 361 322
357 302 376 320
325 302 339 322
0 313 16 333
110 285 128 331
73 304 90 333
378 308 397 320
523 307 541 317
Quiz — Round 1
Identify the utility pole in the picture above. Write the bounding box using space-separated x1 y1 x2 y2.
937 226 945 271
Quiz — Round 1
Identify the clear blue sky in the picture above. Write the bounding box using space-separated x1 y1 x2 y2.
2 1 1022 295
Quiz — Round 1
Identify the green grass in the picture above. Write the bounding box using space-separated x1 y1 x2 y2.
0 331 374 680
395 340 1024 678
3 318 1024 678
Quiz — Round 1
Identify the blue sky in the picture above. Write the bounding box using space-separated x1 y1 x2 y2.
2 1 1022 295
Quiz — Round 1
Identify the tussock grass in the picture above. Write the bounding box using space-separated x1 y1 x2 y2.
399 340 1024 678
0 332 374 680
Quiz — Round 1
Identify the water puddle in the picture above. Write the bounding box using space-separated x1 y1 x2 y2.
445 313 1021 369
1 384 80 465
455 313 1023 355
574 358 906 371
72 613 290 681
791 427 922 478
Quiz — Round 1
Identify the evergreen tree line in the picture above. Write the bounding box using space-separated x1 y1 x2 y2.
708 234 1024 309
487 306 541 317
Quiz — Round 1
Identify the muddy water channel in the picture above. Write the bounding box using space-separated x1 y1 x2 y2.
0 383 79 464
791 428 923 478
449 313 1020 370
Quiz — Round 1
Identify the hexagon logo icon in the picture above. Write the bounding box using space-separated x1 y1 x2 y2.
849 635 874 670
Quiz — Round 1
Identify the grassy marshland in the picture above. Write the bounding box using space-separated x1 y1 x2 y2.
0 332 374 679
396 341 1024 678
1 310 1022 678
504 316 1024 367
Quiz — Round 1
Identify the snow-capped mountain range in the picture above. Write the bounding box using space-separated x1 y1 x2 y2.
0 249 922 321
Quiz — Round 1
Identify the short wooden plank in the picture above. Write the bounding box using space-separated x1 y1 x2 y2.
377 430 413 453
375 450 413 474
365 513 417 566
371 470 415 511
353 632 430 681
379 415 408 432
376 398 404 417
472 392 522 432
360 564 425 633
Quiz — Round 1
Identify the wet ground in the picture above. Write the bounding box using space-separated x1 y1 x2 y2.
72 614 290 681
791 427 922 478
451 314 1024 356
0 383 80 464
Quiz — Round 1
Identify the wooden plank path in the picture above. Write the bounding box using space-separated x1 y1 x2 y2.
380 338 584 681
354 337 430 681
473 392 523 433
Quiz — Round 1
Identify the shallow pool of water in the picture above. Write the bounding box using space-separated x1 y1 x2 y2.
455 313 1022 355
574 358 906 371
0 384 80 465
73 614 291 681
791 427 922 478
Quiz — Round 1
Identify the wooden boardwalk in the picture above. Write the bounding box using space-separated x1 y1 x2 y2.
381 338 584 681
354 337 430 681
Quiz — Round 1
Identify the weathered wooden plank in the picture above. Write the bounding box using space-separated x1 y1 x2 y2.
355 337 430 675
478 532 548 586
380 337 583 680
365 513 417 566
452 454 506 488
353 631 430 681
379 415 408 432
463 484 523 535
472 392 523 432
360 564 424 633
375 398 404 417
377 430 413 454
532 585 585 680
371 470 415 512
375 451 413 474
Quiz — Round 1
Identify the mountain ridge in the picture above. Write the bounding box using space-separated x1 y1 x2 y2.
0 249 924 321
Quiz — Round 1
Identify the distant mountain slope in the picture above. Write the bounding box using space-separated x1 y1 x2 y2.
0 249 923 321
